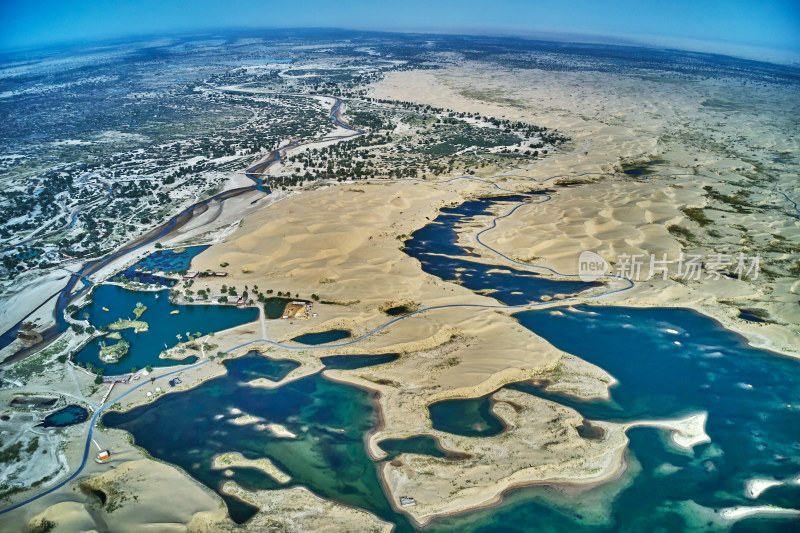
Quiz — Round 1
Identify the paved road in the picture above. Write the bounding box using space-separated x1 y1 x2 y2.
0 94 362 355
780 190 799 216
0 170 640 516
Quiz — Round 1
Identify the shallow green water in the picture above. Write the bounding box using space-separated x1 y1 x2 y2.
74 284 259 373
103 354 414 528
379 435 469 462
262 297 298 319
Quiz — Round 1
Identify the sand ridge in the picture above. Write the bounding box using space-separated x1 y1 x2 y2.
8 58 800 531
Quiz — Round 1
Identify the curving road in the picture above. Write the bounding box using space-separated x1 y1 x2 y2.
0 96 364 357
780 190 800 216
0 171 634 516
4 92 795 517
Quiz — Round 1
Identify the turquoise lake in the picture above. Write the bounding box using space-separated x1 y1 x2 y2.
102 195 799 531
103 354 414 528
38 404 89 428
73 284 259 374
117 245 209 286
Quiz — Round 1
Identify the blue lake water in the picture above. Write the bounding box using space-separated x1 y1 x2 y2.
228 350 300 381
100 194 800 531
291 329 351 345
428 394 506 437
103 354 413 528
429 305 800 532
403 194 599 303
38 404 89 428
73 284 258 374
116 246 210 286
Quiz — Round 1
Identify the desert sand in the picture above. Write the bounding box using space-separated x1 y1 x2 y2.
218 483 393 533
744 478 784 499
212 452 291 483
624 412 710 450
5 58 799 531
370 66 800 359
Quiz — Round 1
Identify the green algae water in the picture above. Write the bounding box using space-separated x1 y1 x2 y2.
320 353 399 369
103 353 414 528
74 284 259 373
379 435 470 462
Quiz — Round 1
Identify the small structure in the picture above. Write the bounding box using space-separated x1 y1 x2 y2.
102 374 132 384
96 450 111 463
183 271 199 280
283 301 312 319
146 391 152 398
399 496 416 507
155 387 162 393
168 378 182 388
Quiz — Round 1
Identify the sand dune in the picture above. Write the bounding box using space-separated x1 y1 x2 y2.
9 57 799 531
372 67 799 358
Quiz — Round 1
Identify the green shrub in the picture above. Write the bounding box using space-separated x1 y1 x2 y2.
682 207 711 227
667 224 695 242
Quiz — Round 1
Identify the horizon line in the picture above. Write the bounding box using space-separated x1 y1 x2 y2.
2 25 799 68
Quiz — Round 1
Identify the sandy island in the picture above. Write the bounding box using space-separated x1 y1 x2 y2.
211 452 291 484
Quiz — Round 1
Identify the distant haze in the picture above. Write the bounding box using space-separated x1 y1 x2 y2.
1 0 799 64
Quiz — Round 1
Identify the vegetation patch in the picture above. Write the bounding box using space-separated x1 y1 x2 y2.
107 319 148 333
79 477 136 513
132 302 147 319
99 339 130 363
738 307 775 324
459 88 523 106
703 186 752 212
24 519 56 533
667 224 695 242
682 207 712 227
4 338 68 380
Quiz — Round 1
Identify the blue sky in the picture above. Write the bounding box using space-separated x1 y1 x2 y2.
1 0 799 58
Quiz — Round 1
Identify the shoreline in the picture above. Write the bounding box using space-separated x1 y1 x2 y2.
6 61 800 531
5 175 793 526
0 94 362 365
386 429 631 528
410 449 631 529
325 369 629 530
